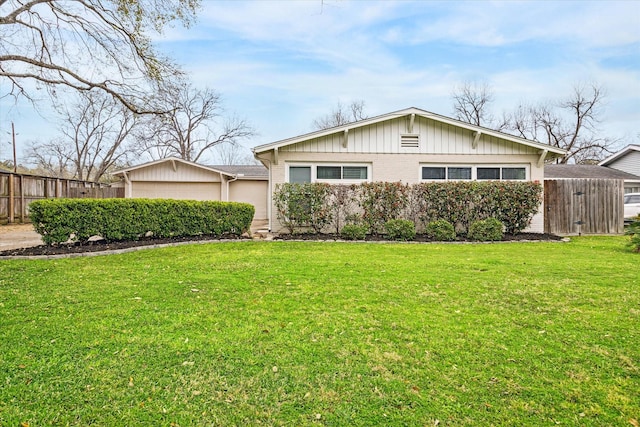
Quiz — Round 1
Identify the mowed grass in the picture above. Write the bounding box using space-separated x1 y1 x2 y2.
0 237 638 426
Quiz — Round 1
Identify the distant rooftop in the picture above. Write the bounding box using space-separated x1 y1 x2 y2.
208 164 268 179
545 164 640 180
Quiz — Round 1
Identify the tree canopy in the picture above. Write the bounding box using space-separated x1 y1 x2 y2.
0 0 199 112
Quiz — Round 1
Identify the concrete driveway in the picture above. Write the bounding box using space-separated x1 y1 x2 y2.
0 224 43 251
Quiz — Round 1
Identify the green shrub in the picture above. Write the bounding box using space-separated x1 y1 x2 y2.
426 220 456 241
273 183 332 233
340 224 368 240
384 219 416 241
359 182 410 234
29 198 254 245
468 217 504 241
626 216 640 253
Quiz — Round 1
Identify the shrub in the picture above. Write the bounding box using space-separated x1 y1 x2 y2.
468 217 504 241
412 181 542 234
426 220 456 241
340 224 368 240
359 182 410 234
626 216 640 253
29 198 254 245
273 183 332 233
384 219 416 241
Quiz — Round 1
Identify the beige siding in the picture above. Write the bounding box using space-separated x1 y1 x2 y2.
132 182 221 201
128 161 222 182
281 116 539 156
229 180 268 220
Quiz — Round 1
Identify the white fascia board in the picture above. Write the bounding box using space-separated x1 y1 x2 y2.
112 157 235 178
598 144 640 166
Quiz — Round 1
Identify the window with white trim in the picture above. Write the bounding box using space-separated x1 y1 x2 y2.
421 165 528 181
288 164 370 183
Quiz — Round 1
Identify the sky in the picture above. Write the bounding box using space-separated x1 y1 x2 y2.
1 0 639 164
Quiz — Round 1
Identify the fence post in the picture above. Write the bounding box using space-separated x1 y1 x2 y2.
8 173 14 224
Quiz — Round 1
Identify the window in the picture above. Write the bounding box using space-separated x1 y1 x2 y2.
448 167 472 180
422 167 446 180
502 167 526 180
421 165 528 181
289 166 311 183
477 167 501 180
288 164 369 183
317 166 341 179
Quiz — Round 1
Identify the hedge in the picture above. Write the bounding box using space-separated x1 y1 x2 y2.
273 181 543 235
29 198 255 245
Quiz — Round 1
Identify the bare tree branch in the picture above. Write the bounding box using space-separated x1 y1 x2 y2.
0 0 199 113
312 100 368 130
137 80 255 162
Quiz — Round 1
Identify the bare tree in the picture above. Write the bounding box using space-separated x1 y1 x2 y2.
29 91 138 181
214 142 258 165
0 0 198 113
138 80 254 163
451 81 502 128
25 138 74 178
313 100 368 130
503 84 615 163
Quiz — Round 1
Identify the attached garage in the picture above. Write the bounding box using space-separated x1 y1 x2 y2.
131 181 221 200
113 158 268 220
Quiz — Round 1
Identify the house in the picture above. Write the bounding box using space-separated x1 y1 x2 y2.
112 157 269 220
253 107 566 233
598 144 640 193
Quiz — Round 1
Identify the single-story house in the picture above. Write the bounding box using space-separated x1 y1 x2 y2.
112 157 269 220
598 144 640 193
253 107 566 233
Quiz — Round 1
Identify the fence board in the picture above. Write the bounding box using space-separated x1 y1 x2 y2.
0 171 124 224
544 179 624 235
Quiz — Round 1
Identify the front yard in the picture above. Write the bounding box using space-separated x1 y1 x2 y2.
0 237 638 425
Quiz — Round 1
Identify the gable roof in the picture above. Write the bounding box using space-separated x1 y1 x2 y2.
253 107 567 157
545 164 640 180
598 144 640 166
113 157 266 179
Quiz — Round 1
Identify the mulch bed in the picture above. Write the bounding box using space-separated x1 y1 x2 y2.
0 233 564 257
0 234 249 257
275 233 564 242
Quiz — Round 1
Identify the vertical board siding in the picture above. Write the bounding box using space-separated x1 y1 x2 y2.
281 116 539 156
544 179 624 235
0 171 123 224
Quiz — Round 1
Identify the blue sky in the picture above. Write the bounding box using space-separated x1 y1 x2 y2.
1 0 639 163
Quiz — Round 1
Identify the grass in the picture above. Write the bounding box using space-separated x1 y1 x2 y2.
0 237 638 426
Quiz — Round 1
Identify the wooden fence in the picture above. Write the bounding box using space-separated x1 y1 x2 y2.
544 179 624 235
0 171 124 224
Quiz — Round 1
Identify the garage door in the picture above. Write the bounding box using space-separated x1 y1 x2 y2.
229 180 268 220
132 182 221 201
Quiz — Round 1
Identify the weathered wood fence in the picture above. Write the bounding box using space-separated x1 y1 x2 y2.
0 171 124 224
544 179 624 235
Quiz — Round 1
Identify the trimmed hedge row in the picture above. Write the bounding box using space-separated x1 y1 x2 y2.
29 198 255 245
274 181 542 235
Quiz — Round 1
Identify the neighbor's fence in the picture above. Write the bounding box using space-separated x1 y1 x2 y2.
0 171 124 224
544 178 624 235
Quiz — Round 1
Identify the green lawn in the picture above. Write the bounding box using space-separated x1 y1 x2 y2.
1 237 638 426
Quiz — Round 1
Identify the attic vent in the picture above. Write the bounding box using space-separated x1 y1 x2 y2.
400 134 420 148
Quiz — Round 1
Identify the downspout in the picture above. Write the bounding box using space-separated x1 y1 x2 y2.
226 173 244 202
